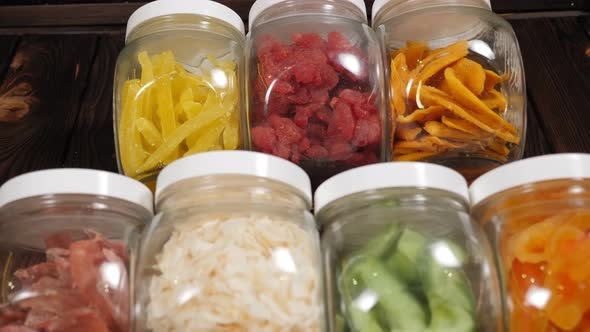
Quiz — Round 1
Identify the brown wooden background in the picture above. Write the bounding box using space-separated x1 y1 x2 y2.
0 1 589 185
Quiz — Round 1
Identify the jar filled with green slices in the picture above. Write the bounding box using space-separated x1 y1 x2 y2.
316 162 503 332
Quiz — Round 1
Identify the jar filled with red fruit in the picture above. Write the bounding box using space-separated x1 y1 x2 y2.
470 154 590 332
0 169 153 332
246 0 387 188
372 0 526 182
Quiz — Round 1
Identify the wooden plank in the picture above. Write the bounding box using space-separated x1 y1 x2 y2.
523 98 554 158
0 35 19 80
0 35 97 185
0 3 147 27
63 33 124 172
510 16 590 153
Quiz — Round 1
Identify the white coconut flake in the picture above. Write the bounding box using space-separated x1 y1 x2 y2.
146 213 323 331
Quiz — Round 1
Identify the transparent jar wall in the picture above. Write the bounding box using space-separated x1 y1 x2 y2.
473 179 590 332
136 175 325 331
246 1 388 189
319 188 503 332
375 4 526 183
0 194 149 331
114 15 245 190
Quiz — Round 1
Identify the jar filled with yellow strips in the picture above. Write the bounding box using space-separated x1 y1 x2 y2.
372 0 526 182
114 0 245 189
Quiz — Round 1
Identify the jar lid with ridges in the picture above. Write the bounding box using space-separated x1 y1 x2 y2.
0 169 154 214
249 0 367 30
155 151 312 205
371 0 491 23
126 0 245 40
470 153 590 206
314 162 469 213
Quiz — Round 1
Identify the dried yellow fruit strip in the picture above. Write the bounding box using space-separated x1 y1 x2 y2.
450 58 486 96
136 106 226 174
443 68 517 135
184 119 225 157
423 121 476 140
136 117 163 149
119 80 148 174
397 106 448 124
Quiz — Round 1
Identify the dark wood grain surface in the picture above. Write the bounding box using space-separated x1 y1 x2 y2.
0 6 588 185
512 15 590 153
0 36 96 182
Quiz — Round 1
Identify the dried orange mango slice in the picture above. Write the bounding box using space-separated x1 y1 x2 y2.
450 58 486 96
443 68 518 136
423 121 476 140
419 85 519 143
397 106 448 124
396 124 422 141
441 115 489 137
391 53 410 115
513 220 557 263
484 69 504 91
483 89 508 111
487 138 511 156
414 41 469 85
400 41 429 70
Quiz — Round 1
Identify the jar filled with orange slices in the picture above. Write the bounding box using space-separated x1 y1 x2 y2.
471 154 590 332
372 0 526 182
113 0 245 190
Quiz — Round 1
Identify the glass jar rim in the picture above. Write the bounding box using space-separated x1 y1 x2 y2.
126 0 245 41
469 153 590 206
314 162 469 213
0 169 154 215
155 151 312 206
248 0 367 30
372 0 491 26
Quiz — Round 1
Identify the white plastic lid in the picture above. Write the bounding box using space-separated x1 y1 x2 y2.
470 153 590 206
0 169 154 214
155 151 312 204
371 0 491 23
249 0 367 30
314 162 469 213
126 0 245 40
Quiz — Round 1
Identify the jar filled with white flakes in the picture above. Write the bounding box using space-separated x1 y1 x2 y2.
135 151 325 332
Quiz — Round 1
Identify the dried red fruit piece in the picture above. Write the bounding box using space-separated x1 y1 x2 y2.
327 98 356 141
353 115 382 147
251 126 277 153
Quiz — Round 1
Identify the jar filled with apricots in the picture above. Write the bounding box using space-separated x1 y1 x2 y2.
113 0 245 190
471 154 590 332
372 0 526 182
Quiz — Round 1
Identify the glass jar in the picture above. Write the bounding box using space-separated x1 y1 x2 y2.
135 151 325 331
114 0 245 190
471 154 590 332
372 0 526 182
0 169 153 331
246 0 387 188
316 163 503 332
